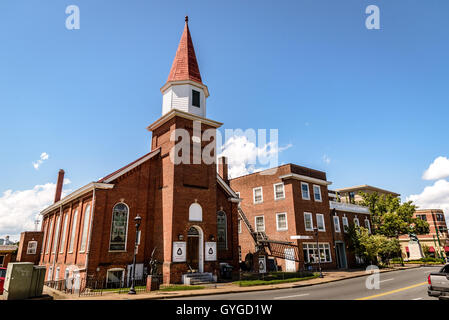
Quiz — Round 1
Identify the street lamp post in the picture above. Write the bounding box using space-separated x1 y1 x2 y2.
128 214 142 295
313 227 323 278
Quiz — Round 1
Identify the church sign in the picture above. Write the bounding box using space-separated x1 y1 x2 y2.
172 242 186 262
205 242 217 261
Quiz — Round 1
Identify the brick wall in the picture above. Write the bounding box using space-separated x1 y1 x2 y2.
16 231 43 264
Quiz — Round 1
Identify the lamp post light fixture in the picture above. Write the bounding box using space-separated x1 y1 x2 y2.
128 214 142 295
313 227 323 278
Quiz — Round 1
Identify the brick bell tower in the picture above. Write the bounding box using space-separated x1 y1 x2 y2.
147 17 223 284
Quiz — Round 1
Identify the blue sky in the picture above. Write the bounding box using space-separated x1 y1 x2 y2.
1 1 449 238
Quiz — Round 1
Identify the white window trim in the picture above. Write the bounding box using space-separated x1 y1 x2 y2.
333 216 341 233
304 212 313 231
342 216 349 233
59 214 68 254
238 219 242 234
255 215 265 232
276 212 288 231
313 184 322 202
354 217 360 227
106 268 125 285
301 182 310 200
303 242 332 263
365 219 371 233
316 213 326 232
109 202 130 252
79 204 92 253
253 187 263 204
273 183 285 200
27 241 38 255
68 209 78 254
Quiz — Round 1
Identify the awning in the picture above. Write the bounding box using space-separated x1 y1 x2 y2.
429 246 435 253
444 246 449 252
405 246 409 252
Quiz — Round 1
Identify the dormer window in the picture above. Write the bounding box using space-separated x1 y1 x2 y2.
192 90 200 107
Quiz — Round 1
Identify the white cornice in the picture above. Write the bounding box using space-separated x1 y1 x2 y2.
279 173 332 186
147 109 223 132
217 174 241 202
102 149 160 183
329 201 370 214
161 80 209 97
40 182 114 216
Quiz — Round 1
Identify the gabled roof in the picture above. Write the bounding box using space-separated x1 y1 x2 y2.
41 149 160 216
98 148 160 183
166 16 203 85
217 174 241 202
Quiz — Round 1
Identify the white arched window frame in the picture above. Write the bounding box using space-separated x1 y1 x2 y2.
68 209 78 253
109 203 129 252
217 211 227 250
79 204 92 253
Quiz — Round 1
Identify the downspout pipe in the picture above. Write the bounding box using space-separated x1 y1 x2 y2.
85 187 96 274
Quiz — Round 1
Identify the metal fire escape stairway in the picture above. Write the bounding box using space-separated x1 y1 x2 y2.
238 208 301 262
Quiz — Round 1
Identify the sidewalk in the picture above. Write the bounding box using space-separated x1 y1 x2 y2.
44 264 425 300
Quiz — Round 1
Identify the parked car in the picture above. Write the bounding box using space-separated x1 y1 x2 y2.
0 267 6 295
428 264 449 300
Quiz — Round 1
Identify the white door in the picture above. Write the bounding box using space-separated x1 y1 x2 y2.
284 248 296 272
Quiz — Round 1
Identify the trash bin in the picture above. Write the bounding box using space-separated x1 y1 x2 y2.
219 263 233 279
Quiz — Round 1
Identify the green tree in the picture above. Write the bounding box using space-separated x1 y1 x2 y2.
345 226 401 265
358 192 430 237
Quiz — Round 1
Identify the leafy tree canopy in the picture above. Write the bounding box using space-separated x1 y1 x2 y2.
358 192 429 238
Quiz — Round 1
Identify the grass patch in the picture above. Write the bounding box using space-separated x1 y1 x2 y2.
159 285 205 292
234 274 319 287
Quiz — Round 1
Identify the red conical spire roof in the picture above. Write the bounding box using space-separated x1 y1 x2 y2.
167 16 203 84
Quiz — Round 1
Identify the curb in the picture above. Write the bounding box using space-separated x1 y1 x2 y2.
86 265 423 300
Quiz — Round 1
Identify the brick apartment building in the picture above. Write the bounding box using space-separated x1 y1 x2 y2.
399 209 449 259
230 165 371 271
35 17 240 285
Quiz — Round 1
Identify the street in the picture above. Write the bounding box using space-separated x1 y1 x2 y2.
169 266 440 300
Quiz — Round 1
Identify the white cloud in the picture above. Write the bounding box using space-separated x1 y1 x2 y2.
422 156 449 180
0 182 71 241
407 179 449 219
322 154 331 165
32 152 50 170
219 135 292 178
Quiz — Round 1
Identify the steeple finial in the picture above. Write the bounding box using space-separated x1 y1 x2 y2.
166 15 202 84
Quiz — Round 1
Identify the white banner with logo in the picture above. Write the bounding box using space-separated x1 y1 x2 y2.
205 242 217 261
173 241 186 262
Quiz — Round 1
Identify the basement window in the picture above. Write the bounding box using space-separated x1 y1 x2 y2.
192 90 200 107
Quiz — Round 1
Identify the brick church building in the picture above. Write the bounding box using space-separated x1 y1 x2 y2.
37 17 240 285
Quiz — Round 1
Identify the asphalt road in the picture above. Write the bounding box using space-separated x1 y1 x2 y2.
171 266 440 300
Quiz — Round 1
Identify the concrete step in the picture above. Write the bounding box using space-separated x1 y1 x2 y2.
182 272 216 285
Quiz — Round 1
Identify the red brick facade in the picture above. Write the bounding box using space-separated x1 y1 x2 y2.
231 164 337 271
230 164 371 271
36 19 240 285
16 231 43 265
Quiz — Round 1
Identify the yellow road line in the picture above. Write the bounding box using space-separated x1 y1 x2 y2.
356 282 427 300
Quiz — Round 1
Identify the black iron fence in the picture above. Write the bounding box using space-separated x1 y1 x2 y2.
44 275 161 297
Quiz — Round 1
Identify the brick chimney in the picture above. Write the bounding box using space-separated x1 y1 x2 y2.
218 157 228 182
54 169 65 203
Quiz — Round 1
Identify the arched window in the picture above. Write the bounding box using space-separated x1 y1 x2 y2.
109 203 129 251
217 211 227 250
